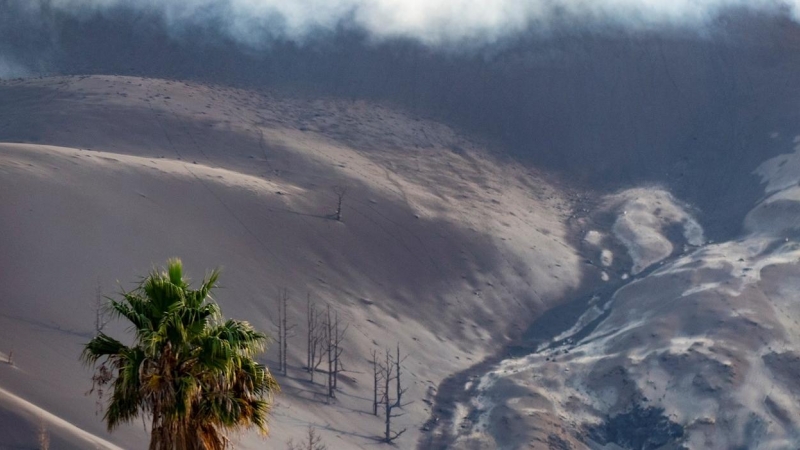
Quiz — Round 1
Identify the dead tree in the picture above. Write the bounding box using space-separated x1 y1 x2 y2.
332 309 347 390
306 294 315 373
324 305 348 399
283 292 294 375
274 289 295 376
306 295 325 383
326 305 333 398
275 291 283 374
395 344 405 406
379 346 409 443
332 185 347 222
87 362 113 414
94 279 109 333
286 426 328 450
370 349 381 415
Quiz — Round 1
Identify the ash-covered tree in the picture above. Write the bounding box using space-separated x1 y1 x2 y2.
378 345 409 444
82 259 279 450
324 304 348 399
93 278 109 333
274 288 295 376
332 186 347 222
370 349 381 416
306 295 325 383
286 426 328 450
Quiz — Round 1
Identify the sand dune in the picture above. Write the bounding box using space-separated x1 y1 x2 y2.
0 387 124 450
0 76 581 448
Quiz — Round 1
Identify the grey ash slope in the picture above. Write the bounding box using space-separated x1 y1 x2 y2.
0 76 580 449
426 144 800 448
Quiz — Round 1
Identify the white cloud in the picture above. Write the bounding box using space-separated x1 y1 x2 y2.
35 0 800 45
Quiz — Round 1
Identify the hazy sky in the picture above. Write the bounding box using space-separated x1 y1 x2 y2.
0 56 28 78
26 0 800 45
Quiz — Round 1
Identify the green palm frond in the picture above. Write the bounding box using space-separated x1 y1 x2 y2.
106 353 146 430
82 259 278 449
189 269 220 308
81 333 128 365
166 258 186 288
143 275 185 314
210 320 268 354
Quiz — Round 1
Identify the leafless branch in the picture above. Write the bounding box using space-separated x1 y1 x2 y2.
378 344 410 443
325 304 349 399
94 279 110 333
274 289 294 376
286 426 328 450
307 294 326 383
332 185 348 222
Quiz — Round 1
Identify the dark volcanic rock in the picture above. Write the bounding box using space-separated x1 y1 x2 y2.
586 404 685 450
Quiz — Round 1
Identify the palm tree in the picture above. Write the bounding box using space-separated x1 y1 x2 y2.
82 259 279 450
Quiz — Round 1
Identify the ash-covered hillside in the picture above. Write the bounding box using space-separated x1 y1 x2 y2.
0 75 580 449
2 2 800 449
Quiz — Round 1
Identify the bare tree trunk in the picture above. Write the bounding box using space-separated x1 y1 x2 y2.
395 343 402 406
378 347 408 443
281 290 292 376
382 351 404 443
371 349 379 415
333 310 340 390
94 279 108 333
277 295 283 374
322 305 348 398
311 323 325 384
384 350 391 441
327 304 334 399
333 186 347 222
306 294 313 374
286 426 328 450
310 307 326 384
307 294 324 383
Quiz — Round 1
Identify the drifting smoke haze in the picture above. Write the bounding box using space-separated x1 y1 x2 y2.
0 56 27 78
10 0 800 46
